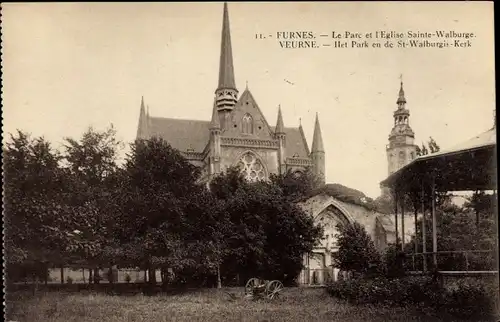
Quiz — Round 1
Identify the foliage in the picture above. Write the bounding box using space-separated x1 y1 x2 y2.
326 276 442 307
210 167 323 285
61 125 123 269
4 126 330 288
407 202 496 271
332 222 383 276
309 183 380 212
326 276 498 319
113 137 221 280
443 279 499 318
269 167 319 201
4 131 74 272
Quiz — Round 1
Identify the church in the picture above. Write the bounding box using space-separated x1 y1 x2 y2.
136 3 325 184
134 2 417 286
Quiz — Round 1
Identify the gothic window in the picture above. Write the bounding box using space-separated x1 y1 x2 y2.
242 114 254 134
236 152 266 182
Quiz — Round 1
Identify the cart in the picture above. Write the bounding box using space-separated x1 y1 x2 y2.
244 277 284 300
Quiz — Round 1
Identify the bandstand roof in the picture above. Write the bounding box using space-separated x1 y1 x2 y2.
380 127 497 193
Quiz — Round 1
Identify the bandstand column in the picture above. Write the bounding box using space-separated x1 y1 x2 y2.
401 195 405 251
421 182 427 272
394 189 399 247
431 175 438 269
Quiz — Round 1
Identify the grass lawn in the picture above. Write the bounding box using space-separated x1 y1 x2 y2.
5 287 479 322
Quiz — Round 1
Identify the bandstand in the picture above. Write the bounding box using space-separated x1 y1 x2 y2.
380 127 497 280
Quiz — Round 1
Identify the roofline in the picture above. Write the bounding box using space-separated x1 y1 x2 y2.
380 142 496 186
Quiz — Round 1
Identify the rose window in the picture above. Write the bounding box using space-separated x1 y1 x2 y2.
237 152 266 182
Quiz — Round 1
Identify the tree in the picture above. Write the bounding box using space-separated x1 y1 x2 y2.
465 190 494 227
407 200 496 272
421 143 429 155
332 222 382 277
62 125 123 283
415 145 422 156
269 167 320 201
210 168 323 285
428 137 440 153
4 131 74 290
114 137 220 286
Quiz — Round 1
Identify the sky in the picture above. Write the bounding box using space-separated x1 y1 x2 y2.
2 2 495 198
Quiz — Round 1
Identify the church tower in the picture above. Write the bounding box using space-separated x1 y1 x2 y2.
386 79 417 176
215 2 238 130
311 113 326 186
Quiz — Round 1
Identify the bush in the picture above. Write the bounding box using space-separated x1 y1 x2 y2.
332 222 383 276
125 273 131 283
326 276 498 319
441 279 498 319
66 276 73 284
327 276 439 307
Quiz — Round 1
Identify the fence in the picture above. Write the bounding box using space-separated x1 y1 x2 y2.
404 249 497 273
45 268 162 284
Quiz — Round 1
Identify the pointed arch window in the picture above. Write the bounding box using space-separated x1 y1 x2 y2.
242 114 254 134
236 152 266 182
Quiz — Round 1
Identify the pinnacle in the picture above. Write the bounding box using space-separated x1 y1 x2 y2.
275 105 285 134
312 113 324 153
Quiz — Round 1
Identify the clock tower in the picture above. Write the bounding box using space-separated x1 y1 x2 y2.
386 79 418 176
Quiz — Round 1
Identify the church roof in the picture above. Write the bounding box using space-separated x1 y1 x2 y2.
149 117 210 153
149 116 310 159
270 126 310 158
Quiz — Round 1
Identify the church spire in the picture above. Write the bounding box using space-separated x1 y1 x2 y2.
311 113 324 152
397 75 406 107
218 2 236 90
215 2 238 112
275 105 285 134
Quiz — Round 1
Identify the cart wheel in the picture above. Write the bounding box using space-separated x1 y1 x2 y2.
245 278 260 294
265 280 283 299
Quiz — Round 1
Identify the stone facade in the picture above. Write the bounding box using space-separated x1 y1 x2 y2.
296 193 418 286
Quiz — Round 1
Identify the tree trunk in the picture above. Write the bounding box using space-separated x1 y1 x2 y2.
32 274 39 296
60 267 64 284
82 268 86 284
44 264 48 285
89 268 93 285
94 268 100 284
148 267 156 285
217 264 222 289
108 267 114 284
